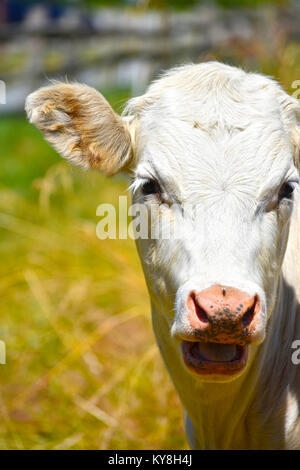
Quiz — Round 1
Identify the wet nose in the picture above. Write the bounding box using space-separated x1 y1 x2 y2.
187 285 260 343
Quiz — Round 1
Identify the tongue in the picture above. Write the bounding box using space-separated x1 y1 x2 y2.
197 342 237 362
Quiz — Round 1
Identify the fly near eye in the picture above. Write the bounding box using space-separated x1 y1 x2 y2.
141 179 161 196
278 182 295 202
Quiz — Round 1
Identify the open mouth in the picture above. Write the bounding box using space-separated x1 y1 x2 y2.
182 340 248 376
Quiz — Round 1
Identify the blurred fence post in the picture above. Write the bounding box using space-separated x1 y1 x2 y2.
0 340 6 364
0 80 6 104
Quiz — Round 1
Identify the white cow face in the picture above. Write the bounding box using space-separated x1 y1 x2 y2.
26 63 300 382
128 64 300 381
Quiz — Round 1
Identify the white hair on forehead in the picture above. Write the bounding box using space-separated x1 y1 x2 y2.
124 62 299 140
124 62 246 114
124 62 263 115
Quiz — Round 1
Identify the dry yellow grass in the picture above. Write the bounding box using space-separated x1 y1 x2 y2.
0 110 186 450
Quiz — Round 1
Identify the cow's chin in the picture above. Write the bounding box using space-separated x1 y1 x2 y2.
181 340 249 383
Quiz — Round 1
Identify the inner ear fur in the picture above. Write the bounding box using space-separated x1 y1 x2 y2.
25 82 133 175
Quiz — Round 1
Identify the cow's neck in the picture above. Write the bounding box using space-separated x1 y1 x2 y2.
151 201 300 450
152 304 261 449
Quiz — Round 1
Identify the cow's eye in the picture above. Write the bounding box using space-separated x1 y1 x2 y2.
141 179 161 196
278 182 295 203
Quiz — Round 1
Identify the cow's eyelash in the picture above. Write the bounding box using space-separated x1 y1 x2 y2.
129 179 142 195
278 181 297 203
130 177 162 197
257 176 299 207
129 178 150 195
258 179 299 214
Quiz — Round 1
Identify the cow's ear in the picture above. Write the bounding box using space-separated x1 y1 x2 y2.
25 83 133 175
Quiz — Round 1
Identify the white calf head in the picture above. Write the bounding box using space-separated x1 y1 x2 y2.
26 62 300 382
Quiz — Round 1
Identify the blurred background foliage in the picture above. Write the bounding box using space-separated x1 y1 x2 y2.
2 0 293 9
0 0 299 450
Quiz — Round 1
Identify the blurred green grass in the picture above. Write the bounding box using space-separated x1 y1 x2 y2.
0 89 186 449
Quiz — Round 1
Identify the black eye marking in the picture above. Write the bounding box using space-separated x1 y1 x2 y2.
278 182 295 203
141 179 161 197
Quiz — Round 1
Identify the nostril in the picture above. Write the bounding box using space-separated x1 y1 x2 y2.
191 293 209 324
242 295 258 327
